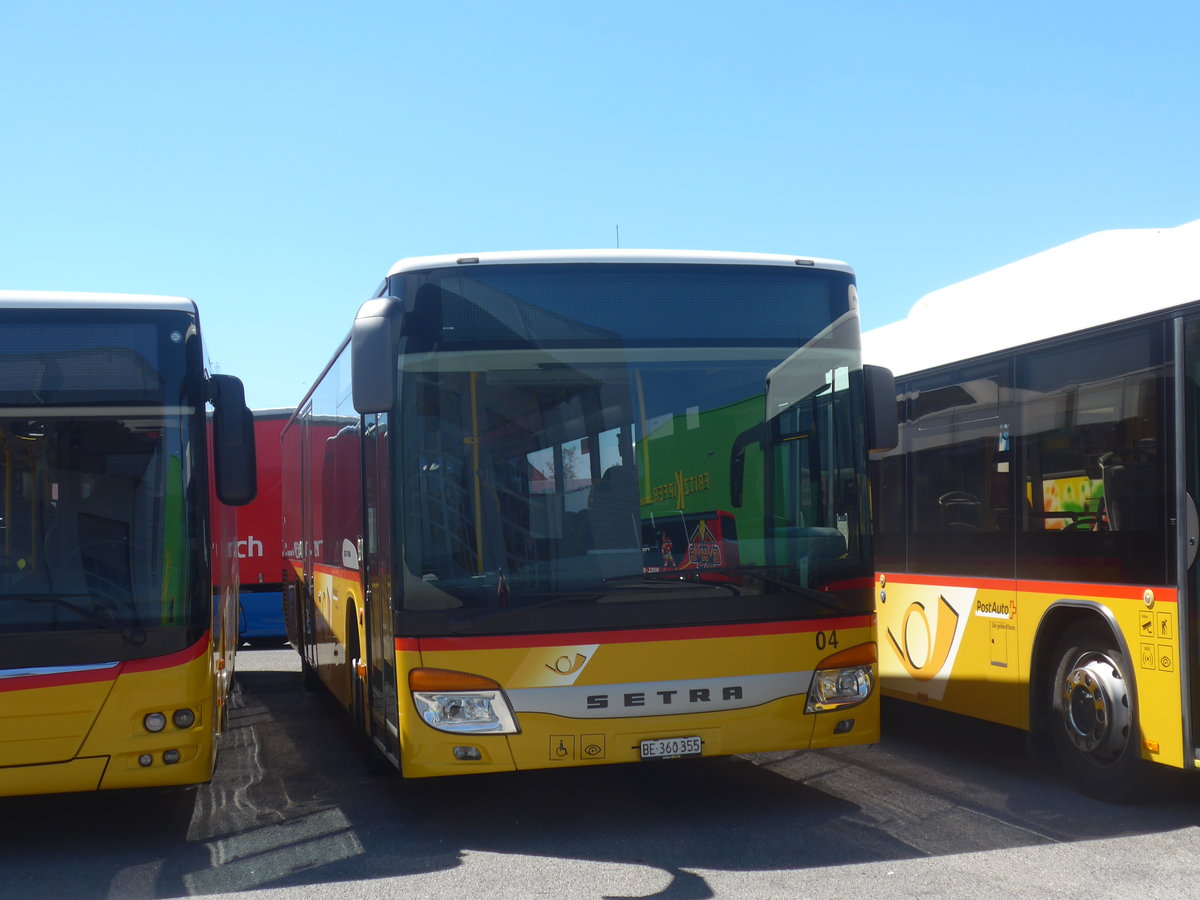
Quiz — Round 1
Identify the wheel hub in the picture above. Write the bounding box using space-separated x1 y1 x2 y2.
1061 652 1131 761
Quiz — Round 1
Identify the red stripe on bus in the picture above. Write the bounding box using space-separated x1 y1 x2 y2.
0 634 210 692
1015 581 1176 603
0 665 120 693
312 563 362 579
880 573 1016 591
123 634 211 673
397 616 874 652
880 572 1175 604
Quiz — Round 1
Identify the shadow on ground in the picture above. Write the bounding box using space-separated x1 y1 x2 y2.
3 651 1198 899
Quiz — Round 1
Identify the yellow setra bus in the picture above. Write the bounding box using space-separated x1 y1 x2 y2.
0 291 255 797
282 250 897 778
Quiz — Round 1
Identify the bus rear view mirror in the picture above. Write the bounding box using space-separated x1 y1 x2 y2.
353 297 400 414
353 290 444 414
209 373 247 446
209 374 257 506
863 364 898 453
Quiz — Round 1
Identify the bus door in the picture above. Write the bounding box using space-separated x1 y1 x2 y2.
888 363 1020 724
298 402 318 674
363 412 400 763
1179 316 1200 760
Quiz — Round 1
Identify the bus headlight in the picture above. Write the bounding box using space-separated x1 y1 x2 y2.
409 668 519 735
805 643 877 713
172 708 196 729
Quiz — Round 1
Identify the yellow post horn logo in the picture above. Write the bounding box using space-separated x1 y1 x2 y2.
546 653 588 676
886 595 960 681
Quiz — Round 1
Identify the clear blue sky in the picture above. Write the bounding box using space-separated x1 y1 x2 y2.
4 1 1198 409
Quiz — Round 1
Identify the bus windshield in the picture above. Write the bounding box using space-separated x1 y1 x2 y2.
0 310 207 668
388 263 872 635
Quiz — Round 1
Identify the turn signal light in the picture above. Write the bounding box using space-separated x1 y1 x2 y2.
409 668 502 692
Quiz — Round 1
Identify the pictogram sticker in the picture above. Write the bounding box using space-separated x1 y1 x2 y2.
581 734 606 759
1157 612 1174 641
1140 643 1157 670
550 735 576 761
1158 644 1175 673
1139 612 1154 638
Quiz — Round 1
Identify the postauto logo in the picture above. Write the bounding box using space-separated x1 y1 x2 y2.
881 582 975 697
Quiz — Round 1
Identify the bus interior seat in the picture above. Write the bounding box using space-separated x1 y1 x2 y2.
938 491 982 532
1099 451 1160 532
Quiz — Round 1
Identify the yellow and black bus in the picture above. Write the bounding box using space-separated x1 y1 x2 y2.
0 291 255 797
282 250 896 779
867 222 1200 799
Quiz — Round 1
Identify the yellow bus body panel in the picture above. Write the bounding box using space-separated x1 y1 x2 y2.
395 620 877 778
877 574 1185 770
0 676 117 766
0 758 110 796
308 564 364 710
0 636 221 797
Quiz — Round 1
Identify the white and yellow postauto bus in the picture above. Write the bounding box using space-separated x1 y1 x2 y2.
0 291 255 797
866 221 1200 800
282 250 897 778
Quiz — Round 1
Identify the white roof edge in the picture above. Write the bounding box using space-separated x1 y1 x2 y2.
863 219 1200 378
0 290 196 312
251 406 296 417
386 249 853 277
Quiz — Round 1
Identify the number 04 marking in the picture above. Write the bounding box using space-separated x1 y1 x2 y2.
815 630 839 651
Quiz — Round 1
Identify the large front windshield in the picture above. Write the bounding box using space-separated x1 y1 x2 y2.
0 310 207 668
389 263 872 635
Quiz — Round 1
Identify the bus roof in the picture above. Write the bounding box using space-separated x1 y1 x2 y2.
862 219 1200 378
0 290 197 312
251 407 296 419
385 249 854 277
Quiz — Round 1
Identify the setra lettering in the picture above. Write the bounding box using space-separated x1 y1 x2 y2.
583 683 745 712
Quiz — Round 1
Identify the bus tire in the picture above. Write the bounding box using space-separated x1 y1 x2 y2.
1049 624 1150 802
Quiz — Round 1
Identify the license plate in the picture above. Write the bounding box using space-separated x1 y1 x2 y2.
640 735 702 760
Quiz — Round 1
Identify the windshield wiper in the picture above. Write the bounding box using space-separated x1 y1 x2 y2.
9 594 148 645
607 566 846 612
445 591 605 634
444 577 740 634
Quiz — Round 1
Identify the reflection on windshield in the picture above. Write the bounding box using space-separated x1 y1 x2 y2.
398 348 869 618
382 263 873 631
0 413 191 640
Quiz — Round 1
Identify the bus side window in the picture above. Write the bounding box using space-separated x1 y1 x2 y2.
1014 324 1170 584
904 364 1012 579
